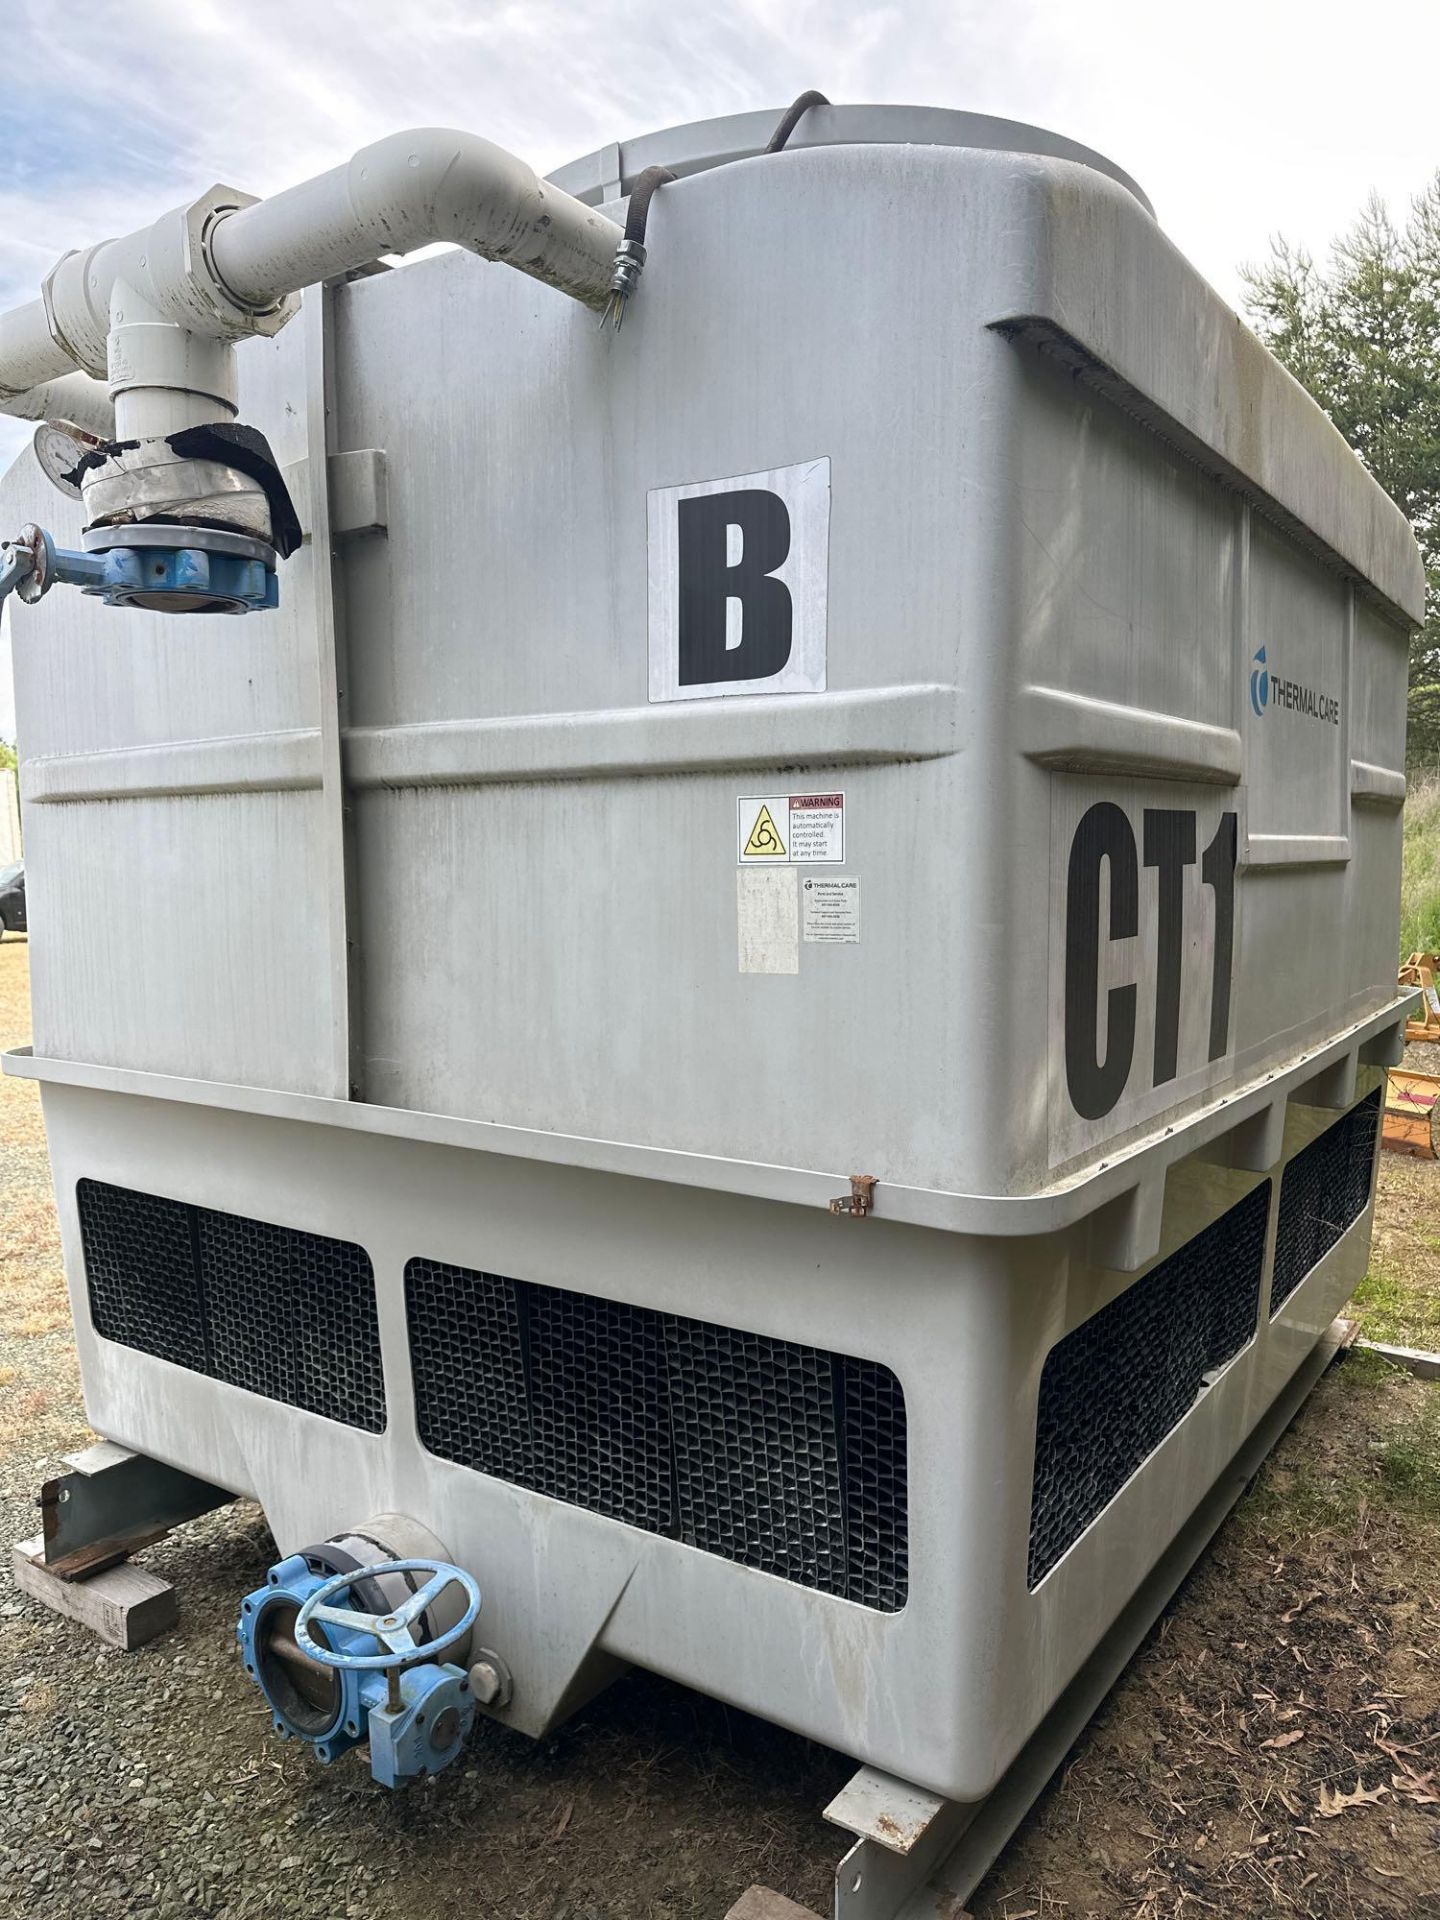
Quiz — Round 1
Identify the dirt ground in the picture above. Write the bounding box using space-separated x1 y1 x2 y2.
1360 1042 1440 1352
2 933 1438 1919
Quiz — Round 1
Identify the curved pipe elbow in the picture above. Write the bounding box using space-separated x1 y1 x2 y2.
210 128 622 314
0 126 624 447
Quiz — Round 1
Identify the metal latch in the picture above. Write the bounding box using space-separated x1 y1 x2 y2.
829 1174 877 1219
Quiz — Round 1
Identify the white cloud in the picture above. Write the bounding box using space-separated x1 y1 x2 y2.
2 0 1436 737
6 0 1436 299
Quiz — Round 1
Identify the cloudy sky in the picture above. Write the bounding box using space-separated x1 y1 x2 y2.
2 0 1437 737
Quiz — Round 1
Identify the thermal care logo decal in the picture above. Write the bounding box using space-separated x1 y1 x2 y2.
1249 646 1339 726
1249 646 1269 717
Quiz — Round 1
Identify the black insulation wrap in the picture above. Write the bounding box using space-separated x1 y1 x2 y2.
167 422 303 558
62 422 302 559
60 440 139 490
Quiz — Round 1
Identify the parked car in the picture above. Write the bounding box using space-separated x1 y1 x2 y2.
0 860 25 938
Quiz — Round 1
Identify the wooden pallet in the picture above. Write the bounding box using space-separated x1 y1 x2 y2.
1401 952 1440 1044
1383 1066 1440 1158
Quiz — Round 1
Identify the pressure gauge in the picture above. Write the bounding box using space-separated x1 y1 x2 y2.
32 422 97 500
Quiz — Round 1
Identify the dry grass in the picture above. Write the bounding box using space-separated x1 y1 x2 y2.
0 936 81 1446
0 936 46 1153
1401 771 1440 959
1357 1147 1440 1353
0 941 65 1339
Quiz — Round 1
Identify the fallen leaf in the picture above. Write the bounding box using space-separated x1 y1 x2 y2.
1391 1767 1440 1806
552 1798 574 1837
1317 1777 1389 1819
1261 1730 1305 1750
1281 1590 1323 1623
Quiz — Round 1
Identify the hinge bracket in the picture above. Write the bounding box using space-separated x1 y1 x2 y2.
829 1174 878 1219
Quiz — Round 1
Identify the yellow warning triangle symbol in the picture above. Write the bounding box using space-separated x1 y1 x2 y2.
744 804 786 858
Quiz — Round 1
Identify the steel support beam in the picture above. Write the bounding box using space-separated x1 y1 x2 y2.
38 1440 231 1579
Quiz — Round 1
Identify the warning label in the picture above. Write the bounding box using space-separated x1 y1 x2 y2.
743 804 787 858
802 875 860 943
737 792 844 865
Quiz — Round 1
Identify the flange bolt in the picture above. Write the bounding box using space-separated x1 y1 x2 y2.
467 1650 514 1708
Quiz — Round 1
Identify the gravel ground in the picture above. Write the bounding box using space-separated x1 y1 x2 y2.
2 934 1439 1918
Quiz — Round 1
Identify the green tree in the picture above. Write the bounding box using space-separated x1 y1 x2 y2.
1243 182 1440 767
0 740 14 772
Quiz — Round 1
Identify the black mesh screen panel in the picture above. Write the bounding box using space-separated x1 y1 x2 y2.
405 1260 532 1483
405 1261 908 1611
840 1356 910 1611
667 1318 847 1594
1028 1180 1271 1588
1270 1091 1382 1315
76 1181 383 1432
529 1285 674 1532
78 1181 206 1373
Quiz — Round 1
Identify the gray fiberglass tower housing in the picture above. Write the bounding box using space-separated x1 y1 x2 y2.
1 106 1422 1807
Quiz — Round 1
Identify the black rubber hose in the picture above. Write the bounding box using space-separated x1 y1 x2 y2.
624 165 677 246
620 91 830 247
607 93 830 323
764 89 831 154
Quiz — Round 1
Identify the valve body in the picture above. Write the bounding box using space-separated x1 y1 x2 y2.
236 1543 477 1788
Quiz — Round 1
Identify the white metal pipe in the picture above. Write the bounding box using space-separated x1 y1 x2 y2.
0 125 624 451
209 129 622 313
0 370 115 440
108 279 238 442
0 299 76 397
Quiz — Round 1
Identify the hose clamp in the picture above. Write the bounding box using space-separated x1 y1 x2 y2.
600 237 648 331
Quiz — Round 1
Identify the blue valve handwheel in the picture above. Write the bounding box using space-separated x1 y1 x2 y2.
294 1557 480 1672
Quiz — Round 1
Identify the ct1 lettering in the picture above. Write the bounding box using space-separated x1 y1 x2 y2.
1064 801 1237 1122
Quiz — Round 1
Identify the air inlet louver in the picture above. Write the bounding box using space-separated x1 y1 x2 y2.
77 1180 384 1432
405 1259 908 1611
1028 1180 1271 1588
1269 1090 1382 1315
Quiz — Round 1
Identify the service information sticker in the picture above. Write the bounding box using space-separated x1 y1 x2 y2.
802 874 860 943
737 792 844 865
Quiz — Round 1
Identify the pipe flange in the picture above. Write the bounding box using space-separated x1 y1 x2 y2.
14 524 53 604
42 246 109 377
189 190 297 337
82 523 276 562
41 193 298 371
